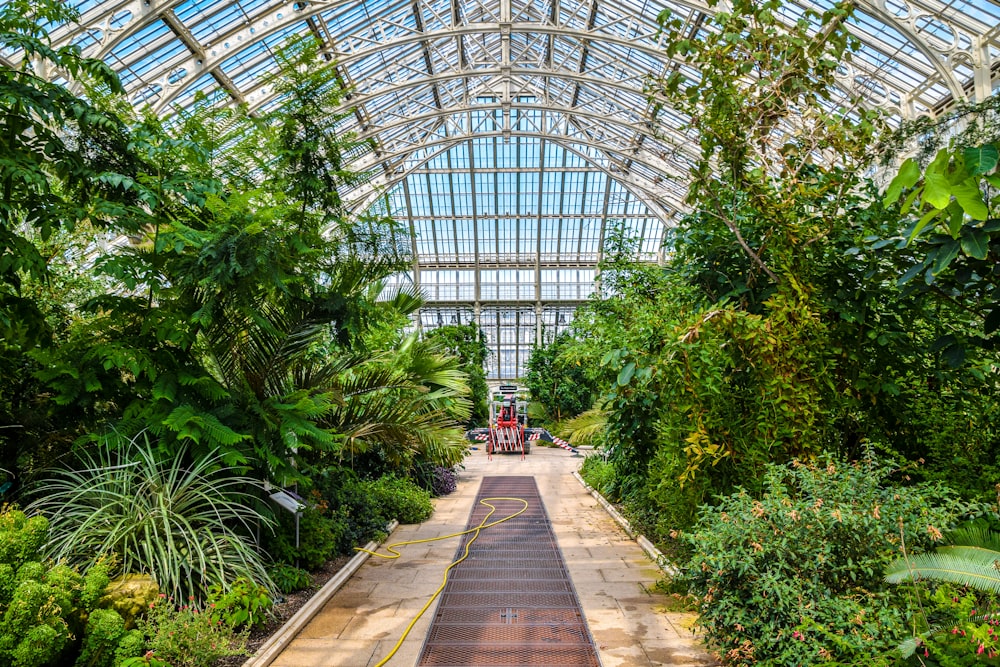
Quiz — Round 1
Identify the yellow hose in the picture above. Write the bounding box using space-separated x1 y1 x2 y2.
355 496 530 667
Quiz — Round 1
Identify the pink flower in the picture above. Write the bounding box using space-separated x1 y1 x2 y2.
978 644 985 655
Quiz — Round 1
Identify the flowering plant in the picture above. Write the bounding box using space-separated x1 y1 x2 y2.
135 596 248 667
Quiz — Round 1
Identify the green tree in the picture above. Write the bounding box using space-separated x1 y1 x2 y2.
524 332 596 425
0 0 151 485
424 323 489 427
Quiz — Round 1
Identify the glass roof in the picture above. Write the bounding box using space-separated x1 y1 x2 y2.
10 0 1000 378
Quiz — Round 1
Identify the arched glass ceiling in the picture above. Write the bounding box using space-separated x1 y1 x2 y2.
10 0 1000 378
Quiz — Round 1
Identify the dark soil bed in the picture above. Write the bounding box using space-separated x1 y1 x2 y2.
216 555 352 667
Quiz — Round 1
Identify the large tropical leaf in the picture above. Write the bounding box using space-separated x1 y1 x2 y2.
558 407 609 445
885 526 1000 594
885 551 1000 593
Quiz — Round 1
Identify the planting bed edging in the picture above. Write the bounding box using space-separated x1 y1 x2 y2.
242 520 400 667
572 471 679 577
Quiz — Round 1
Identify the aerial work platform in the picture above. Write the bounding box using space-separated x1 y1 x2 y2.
465 385 580 459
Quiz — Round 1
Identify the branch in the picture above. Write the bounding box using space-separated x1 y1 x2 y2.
707 197 781 284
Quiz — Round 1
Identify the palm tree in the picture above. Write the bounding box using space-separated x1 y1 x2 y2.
320 334 471 474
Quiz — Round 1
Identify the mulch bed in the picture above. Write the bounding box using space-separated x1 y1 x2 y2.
216 556 352 667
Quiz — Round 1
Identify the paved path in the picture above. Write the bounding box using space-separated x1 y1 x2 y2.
269 447 719 666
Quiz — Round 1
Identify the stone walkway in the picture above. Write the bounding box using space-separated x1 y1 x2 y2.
268 447 719 666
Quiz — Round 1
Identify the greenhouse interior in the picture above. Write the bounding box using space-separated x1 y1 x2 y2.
1 0 1000 664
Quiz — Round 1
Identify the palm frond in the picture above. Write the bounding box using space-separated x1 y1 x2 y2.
379 284 424 316
885 551 1000 593
948 525 1000 553
557 407 609 445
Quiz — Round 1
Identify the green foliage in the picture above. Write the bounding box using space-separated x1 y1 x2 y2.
524 332 597 425
887 525 1000 594
323 335 471 476
557 1 1000 557
135 598 248 667
0 0 139 486
362 475 434 525
264 474 431 572
29 436 274 602
879 97 1000 356
556 407 609 449
424 323 490 427
118 653 169 667
0 0 132 343
268 565 311 595
887 524 1000 662
682 455 981 666
907 585 1000 665
0 507 121 667
267 497 347 571
75 608 128 667
655 0 883 289
0 508 48 568
207 577 273 630
579 455 617 500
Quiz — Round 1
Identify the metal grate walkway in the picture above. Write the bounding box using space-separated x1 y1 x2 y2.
417 476 601 666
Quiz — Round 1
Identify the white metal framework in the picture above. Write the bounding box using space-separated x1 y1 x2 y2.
11 0 1000 378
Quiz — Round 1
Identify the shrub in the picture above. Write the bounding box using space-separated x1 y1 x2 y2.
75 608 128 667
29 436 275 602
0 507 116 667
268 564 311 594
422 465 458 497
135 598 248 667
315 471 389 549
681 454 982 666
265 469 434 570
207 577 273 630
265 494 347 570
362 475 433 524
0 508 48 567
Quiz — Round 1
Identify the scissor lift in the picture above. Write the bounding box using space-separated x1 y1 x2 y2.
465 385 581 458
487 386 529 460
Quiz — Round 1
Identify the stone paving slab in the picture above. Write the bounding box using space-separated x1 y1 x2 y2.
268 447 719 667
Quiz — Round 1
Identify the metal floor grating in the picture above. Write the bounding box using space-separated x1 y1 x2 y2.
417 476 601 667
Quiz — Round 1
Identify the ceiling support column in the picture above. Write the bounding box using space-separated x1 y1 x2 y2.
973 35 994 103
535 302 543 349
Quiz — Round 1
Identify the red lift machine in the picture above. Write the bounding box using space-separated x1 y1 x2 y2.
487 387 528 460
465 385 582 459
